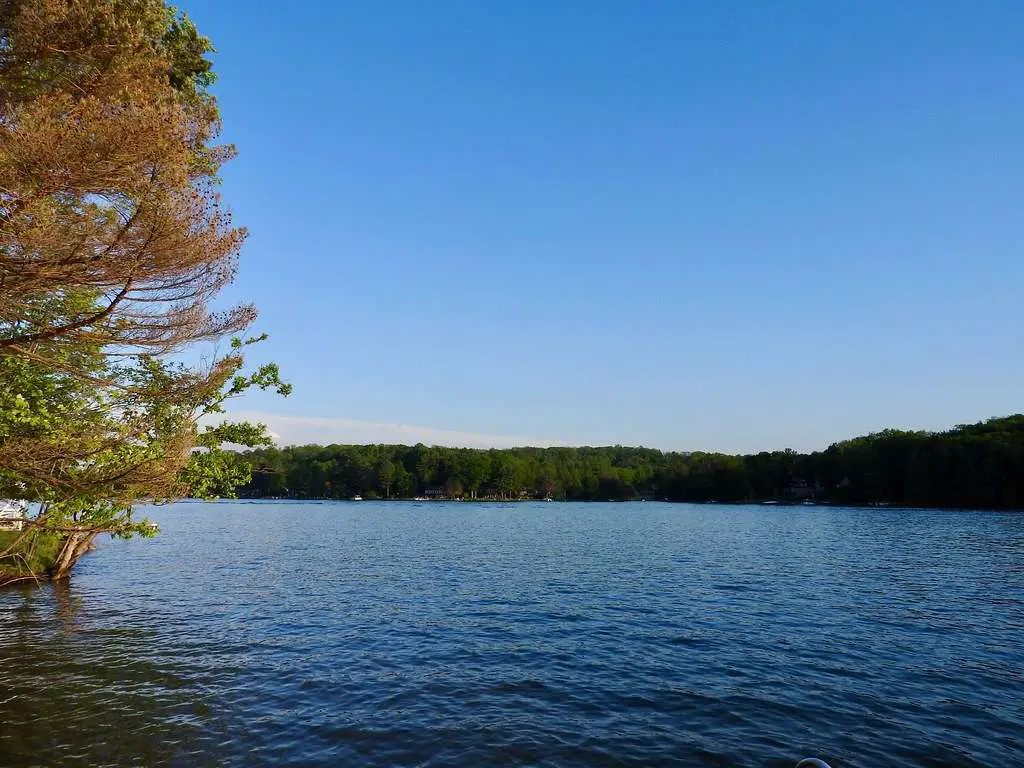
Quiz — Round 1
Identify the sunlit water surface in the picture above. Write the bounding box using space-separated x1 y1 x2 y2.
1 501 1022 767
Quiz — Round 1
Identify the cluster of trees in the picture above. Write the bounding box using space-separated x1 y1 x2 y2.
0 0 284 583
236 416 1024 509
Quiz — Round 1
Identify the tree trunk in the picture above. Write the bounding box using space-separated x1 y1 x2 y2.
52 531 98 580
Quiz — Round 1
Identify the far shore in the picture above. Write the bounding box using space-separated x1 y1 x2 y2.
180 497 1021 511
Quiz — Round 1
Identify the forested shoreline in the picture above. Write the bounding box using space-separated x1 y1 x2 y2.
236 415 1024 509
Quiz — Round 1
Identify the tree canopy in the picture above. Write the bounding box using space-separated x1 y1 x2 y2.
0 0 286 583
0 0 251 357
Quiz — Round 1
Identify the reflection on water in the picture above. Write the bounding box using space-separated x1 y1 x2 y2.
2 501 1023 767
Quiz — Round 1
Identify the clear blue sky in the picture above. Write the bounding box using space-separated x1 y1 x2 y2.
188 0 1024 452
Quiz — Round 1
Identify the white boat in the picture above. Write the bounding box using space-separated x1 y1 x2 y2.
0 499 28 531
351 495 363 501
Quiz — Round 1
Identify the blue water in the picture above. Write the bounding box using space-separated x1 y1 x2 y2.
1 501 1022 766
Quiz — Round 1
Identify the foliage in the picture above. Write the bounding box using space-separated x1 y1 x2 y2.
0 0 288 582
1 0 252 358
0 327 289 583
236 416 1024 509
0 528 62 583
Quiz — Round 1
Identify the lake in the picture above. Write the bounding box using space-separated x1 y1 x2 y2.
1 501 1022 766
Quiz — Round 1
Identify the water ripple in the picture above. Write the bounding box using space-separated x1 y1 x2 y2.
2 502 1023 766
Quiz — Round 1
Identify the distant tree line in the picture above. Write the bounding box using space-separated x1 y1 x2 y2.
235 416 1024 509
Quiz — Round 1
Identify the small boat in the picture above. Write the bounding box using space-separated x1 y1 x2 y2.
0 499 28 531
351 495 363 501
